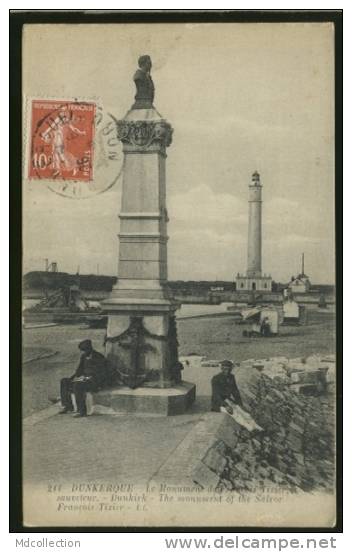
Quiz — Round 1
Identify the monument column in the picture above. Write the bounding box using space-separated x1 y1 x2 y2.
100 56 195 412
247 170 262 277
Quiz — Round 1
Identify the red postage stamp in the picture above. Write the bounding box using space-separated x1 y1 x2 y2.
28 99 96 181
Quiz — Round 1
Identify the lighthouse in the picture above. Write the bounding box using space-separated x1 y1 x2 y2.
236 171 272 292
247 170 262 277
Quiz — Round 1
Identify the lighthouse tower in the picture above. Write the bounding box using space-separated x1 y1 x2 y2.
247 170 262 277
236 171 272 292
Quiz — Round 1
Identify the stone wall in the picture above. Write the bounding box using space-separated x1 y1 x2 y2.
152 365 335 494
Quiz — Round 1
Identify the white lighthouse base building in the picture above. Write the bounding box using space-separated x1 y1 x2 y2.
236 273 272 292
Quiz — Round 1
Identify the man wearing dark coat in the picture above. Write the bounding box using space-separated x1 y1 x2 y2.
59 339 108 417
260 316 271 337
211 360 243 414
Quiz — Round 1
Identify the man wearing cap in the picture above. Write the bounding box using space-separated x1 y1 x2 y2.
211 360 243 414
59 339 108 417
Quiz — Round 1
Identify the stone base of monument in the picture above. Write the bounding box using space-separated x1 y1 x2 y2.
93 381 196 416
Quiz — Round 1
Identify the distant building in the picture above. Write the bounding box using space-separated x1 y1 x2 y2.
236 273 272 291
236 171 272 292
288 275 311 294
287 253 311 294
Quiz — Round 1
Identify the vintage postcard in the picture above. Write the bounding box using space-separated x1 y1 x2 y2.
20 18 338 528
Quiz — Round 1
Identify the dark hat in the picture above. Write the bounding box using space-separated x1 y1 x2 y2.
220 359 234 369
78 339 93 351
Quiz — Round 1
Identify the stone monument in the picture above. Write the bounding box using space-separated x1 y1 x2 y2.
99 56 195 415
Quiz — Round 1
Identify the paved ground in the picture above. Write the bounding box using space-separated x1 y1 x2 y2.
22 309 335 485
23 410 202 485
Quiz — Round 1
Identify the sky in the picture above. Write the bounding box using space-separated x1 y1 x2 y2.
22 23 335 283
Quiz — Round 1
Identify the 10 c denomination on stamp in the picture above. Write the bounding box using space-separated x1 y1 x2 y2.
28 100 96 182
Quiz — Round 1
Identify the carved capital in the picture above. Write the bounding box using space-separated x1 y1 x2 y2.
116 120 173 150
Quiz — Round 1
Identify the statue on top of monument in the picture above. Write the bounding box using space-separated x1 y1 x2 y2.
132 55 155 109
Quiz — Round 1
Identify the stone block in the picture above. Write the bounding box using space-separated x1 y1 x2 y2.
289 421 305 435
202 444 228 474
192 461 221 489
286 432 303 453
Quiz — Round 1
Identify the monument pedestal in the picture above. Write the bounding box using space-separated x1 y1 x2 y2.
94 382 196 416
102 298 181 390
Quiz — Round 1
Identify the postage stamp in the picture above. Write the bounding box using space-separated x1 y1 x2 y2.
28 99 96 182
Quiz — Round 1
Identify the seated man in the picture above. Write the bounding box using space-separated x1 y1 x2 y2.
211 359 243 414
59 339 108 418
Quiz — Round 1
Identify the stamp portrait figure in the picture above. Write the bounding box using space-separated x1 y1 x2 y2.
41 110 86 178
